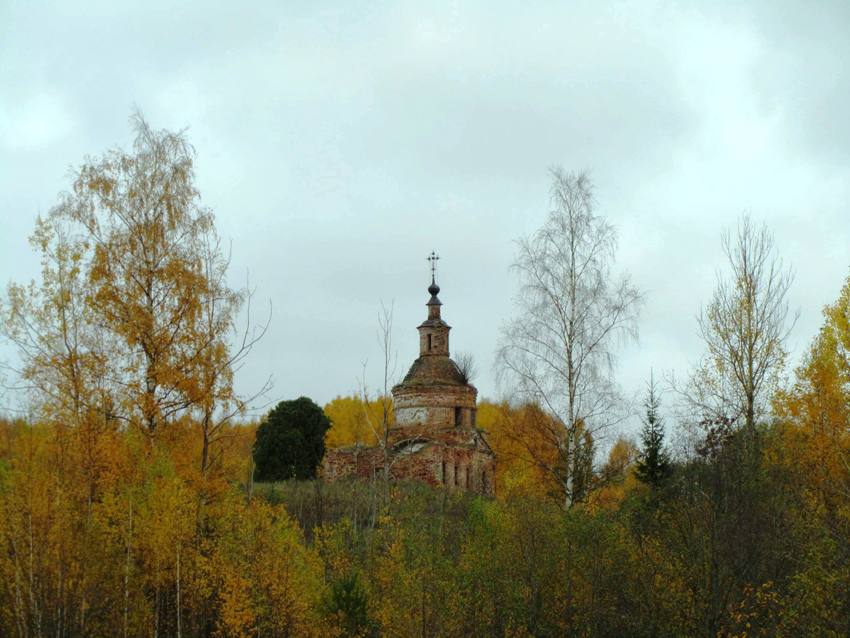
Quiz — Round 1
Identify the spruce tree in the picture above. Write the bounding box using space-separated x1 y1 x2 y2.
635 373 672 488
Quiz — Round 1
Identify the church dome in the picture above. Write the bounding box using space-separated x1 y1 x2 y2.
396 354 468 388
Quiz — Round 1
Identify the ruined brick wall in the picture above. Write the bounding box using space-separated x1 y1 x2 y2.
433 435 495 497
394 385 477 429
392 440 495 496
389 444 442 486
322 435 496 497
321 446 383 482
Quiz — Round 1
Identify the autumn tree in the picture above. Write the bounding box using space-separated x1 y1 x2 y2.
592 436 640 510
62 114 212 433
0 115 273 636
3 112 267 476
324 395 387 448
477 400 562 497
771 274 850 630
31 112 264 442
777 272 850 473
689 215 796 438
496 168 642 507
1 214 117 506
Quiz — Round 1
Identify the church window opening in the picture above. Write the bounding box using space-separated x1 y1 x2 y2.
454 407 461 426
427 334 432 351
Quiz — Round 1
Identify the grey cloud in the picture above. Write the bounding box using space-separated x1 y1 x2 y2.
2 1 849 443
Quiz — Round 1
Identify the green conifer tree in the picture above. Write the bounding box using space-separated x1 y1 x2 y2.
635 373 672 488
253 397 331 481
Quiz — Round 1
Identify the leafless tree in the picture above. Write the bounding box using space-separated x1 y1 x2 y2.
359 301 398 484
687 214 797 439
194 230 272 475
454 351 478 384
496 167 643 507
357 300 434 504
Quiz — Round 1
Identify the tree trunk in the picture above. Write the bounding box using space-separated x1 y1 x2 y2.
176 546 181 638
201 424 210 475
123 500 132 638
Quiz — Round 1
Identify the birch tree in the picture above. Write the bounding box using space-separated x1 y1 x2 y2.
690 214 796 438
496 168 642 507
4 112 267 445
57 113 215 433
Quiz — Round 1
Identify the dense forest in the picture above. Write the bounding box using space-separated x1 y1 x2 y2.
1 117 849 637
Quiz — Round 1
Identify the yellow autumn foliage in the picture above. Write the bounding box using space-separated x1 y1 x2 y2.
324 394 393 448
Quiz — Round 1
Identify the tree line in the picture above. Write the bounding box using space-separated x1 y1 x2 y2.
0 115 848 636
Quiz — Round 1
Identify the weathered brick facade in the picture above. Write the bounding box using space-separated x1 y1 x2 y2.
322 273 496 496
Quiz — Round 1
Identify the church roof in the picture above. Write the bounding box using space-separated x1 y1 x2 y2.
417 317 450 329
395 354 468 388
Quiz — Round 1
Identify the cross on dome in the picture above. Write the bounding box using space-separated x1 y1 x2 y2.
427 251 440 279
427 251 440 296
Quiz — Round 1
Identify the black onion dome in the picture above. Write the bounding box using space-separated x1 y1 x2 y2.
427 277 442 306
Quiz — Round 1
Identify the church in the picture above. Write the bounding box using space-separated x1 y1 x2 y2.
322 257 496 496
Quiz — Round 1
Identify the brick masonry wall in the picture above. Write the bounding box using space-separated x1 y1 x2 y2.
321 434 496 497
394 386 477 427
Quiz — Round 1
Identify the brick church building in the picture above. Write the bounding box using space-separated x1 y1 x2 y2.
322 263 496 496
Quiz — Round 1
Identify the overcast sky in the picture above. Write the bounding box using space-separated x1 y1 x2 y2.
2 1 849 440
